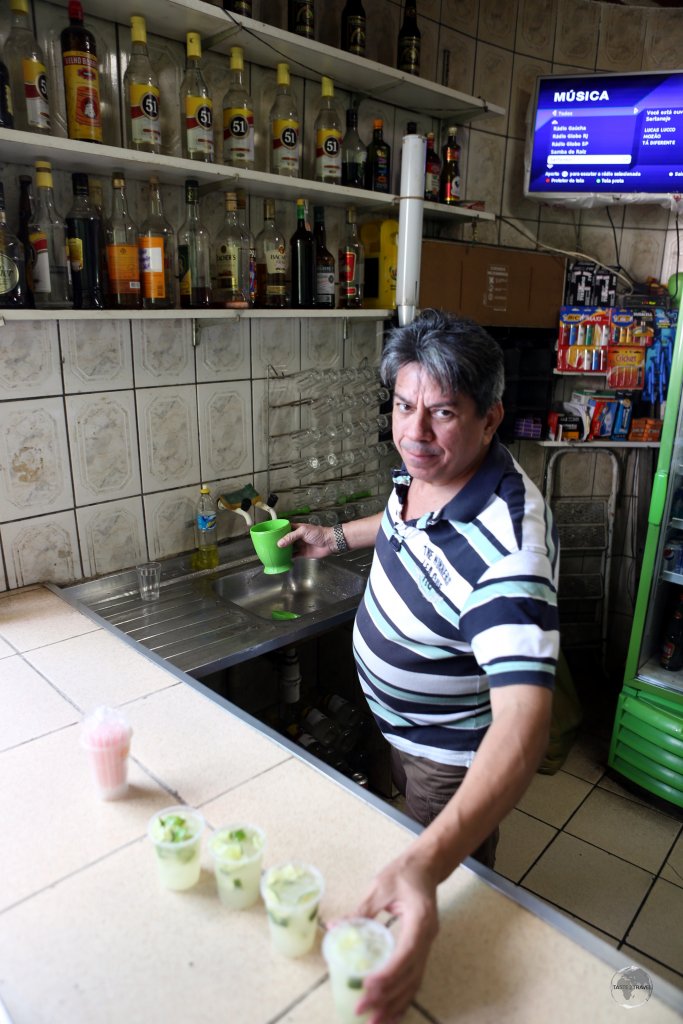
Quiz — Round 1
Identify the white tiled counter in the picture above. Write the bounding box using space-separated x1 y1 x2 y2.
1 586 681 1024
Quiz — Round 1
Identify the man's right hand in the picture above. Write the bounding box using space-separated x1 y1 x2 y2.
277 523 335 559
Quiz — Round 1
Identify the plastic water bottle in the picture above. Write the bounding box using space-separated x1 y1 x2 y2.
194 485 219 569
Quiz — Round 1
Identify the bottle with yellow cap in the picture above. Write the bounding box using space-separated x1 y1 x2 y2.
180 32 213 162
269 63 300 177
123 15 161 154
314 77 342 184
3 0 51 134
30 160 72 309
222 46 254 169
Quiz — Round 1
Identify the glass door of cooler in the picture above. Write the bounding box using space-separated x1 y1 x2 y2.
634 406 683 695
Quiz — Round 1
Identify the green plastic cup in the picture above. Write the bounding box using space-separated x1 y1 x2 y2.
250 518 293 574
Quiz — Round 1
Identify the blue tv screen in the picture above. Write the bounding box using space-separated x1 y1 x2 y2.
525 70 683 201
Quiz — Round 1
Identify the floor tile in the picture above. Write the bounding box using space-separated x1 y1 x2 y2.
0 635 15 659
660 831 683 890
25 629 179 711
565 912 619 946
494 809 557 883
564 788 681 873
0 655 78 751
515 769 593 828
523 832 654 937
626 879 683 976
621 945 683 993
284 980 432 1023
598 772 683 818
0 587 99 651
561 730 609 784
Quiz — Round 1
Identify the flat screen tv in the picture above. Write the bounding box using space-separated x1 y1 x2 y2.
524 70 683 207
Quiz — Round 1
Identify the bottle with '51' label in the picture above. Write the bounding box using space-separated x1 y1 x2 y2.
181 32 214 162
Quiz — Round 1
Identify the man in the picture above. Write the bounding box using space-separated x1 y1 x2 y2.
279 309 559 1023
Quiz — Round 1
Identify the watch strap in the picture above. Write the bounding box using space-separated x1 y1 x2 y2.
333 523 349 552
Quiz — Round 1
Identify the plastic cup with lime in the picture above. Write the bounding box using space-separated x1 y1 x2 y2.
209 823 265 910
260 861 324 957
322 918 395 1023
148 806 205 890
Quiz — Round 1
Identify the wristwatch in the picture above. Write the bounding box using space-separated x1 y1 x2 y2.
332 523 349 553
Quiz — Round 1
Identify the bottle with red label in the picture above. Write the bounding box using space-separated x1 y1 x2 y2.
424 131 441 201
339 205 364 309
439 126 461 205
180 32 214 162
31 160 72 309
105 171 141 310
60 1 103 144
4 0 51 134
123 15 161 154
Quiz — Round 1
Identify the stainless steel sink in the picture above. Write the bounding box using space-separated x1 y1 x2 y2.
213 557 366 621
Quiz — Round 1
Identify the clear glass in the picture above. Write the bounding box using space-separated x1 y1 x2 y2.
222 52 255 169
214 193 249 308
314 83 342 184
104 176 141 309
0 203 29 308
31 172 72 309
270 67 301 177
255 198 288 307
180 53 214 161
236 191 255 304
139 178 175 309
178 183 212 308
341 109 367 188
65 182 105 310
123 30 161 153
339 207 365 309
3 5 51 133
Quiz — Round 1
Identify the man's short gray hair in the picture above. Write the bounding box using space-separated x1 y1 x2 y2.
380 308 505 417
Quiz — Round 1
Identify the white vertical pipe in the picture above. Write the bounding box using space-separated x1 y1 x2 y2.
396 132 426 327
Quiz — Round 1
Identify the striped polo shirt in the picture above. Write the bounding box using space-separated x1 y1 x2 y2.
352 436 560 766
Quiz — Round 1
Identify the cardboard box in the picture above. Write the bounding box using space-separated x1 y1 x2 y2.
360 219 398 309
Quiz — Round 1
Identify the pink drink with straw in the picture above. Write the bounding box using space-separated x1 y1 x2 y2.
81 707 132 800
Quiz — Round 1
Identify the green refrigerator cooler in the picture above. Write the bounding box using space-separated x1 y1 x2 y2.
609 300 683 809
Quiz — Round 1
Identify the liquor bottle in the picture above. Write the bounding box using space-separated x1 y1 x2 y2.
338 205 364 309
397 0 420 75
290 198 315 310
320 693 369 745
65 173 105 309
314 77 342 184
0 182 28 308
194 485 219 571
60 1 103 143
270 63 300 177
288 0 314 38
313 206 335 309
214 191 249 309
439 125 461 205
138 176 175 310
424 131 441 201
0 58 13 128
223 0 251 14
365 118 391 193
255 198 287 308
31 160 72 309
341 0 366 57
236 189 255 305
222 46 254 170
4 0 51 134
341 108 367 188
180 32 213 162
294 730 349 772
123 15 161 154
177 178 212 309
661 592 683 671
104 171 141 310
17 174 35 307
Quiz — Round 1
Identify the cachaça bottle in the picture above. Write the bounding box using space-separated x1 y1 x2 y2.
236 189 255 305
180 32 213 162
288 0 314 38
0 181 28 308
341 0 366 57
4 0 51 134
104 171 141 310
60 1 103 143
214 191 249 308
365 118 391 192
314 76 342 184
338 205 364 309
424 131 441 201
270 63 300 177
222 46 254 170
313 206 335 309
65 172 105 309
254 198 287 308
138 176 175 310
439 126 461 205
17 174 35 307
341 108 367 188
31 160 72 309
177 178 212 309
0 57 13 128
123 14 161 154
397 0 420 75
290 197 315 309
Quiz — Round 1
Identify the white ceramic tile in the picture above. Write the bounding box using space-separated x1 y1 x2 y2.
0 634 14 657
0 654 78 750
300 319 344 371
75 497 147 577
197 380 253 482
253 376 303 473
597 5 646 72
439 0 478 34
60 319 133 393
553 0 600 69
1 511 82 588
643 9 683 72
515 0 556 59
508 54 552 144
462 129 506 213
136 385 200 491
196 318 251 382
250 318 300 377
619 229 666 289
478 0 517 52
0 320 62 400
143 486 197 560
345 320 383 369
0 397 73 522
439 27 476 97
66 391 141 506
0 586 97 650
473 44 512 137
132 319 195 387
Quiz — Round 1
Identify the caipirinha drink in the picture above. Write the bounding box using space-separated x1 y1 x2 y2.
260 861 324 956
148 806 205 890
